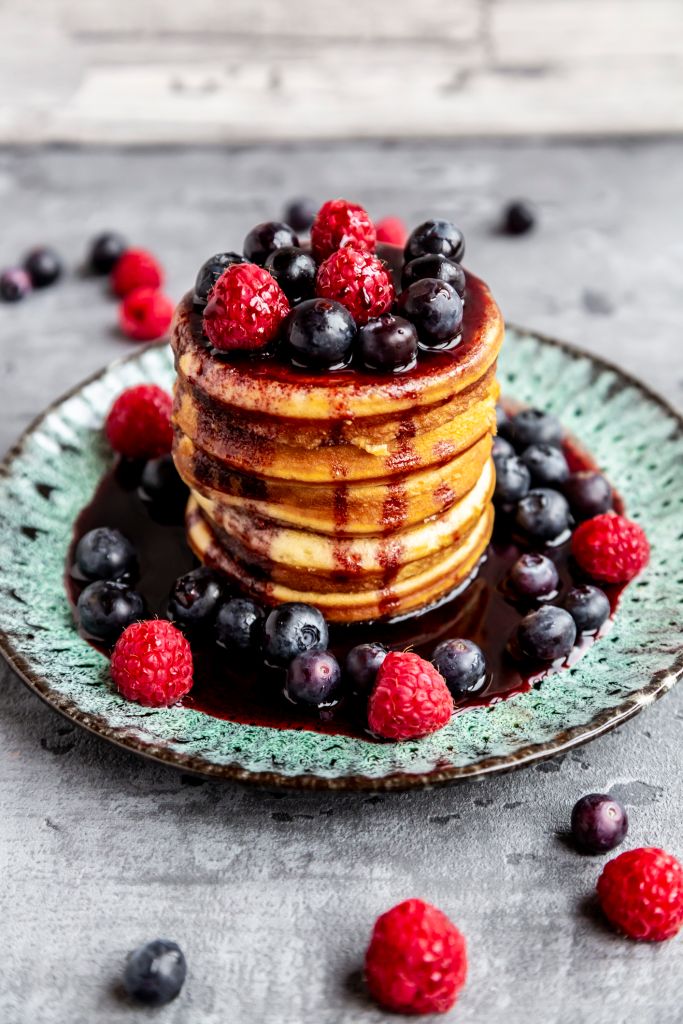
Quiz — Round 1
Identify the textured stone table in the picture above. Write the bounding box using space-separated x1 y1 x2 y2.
0 142 681 1024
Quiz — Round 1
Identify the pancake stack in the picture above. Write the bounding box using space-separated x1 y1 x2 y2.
171 252 504 623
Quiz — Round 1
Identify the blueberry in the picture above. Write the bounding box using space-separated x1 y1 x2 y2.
563 471 613 521
243 221 299 266
563 585 610 634
507 553 559 600
262 602 328 667
123 939 187 1006
502 200 536 236
521 443 569 487
431 638 487 697
285 649 342 707
283 298 356 370
496 404 512 438
493 453 531 504
77 580 145 643
397 278 463 349
358 314 418 372
0 267 31 302
401 254 466 297
24 246 62 288
508 408 563 450
168 567 225 633
284 198 317 233
75 527 137 581
193 251 244 306
344 642 387 695
515 488 571 543
139 455 189 520
516 606 576 661
570 793 628 854
492 435 514 459
404 219 465 263
215 596 264 653
265 246 317 305
88 232 128 275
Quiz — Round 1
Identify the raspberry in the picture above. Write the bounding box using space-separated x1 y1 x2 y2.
310 199 376 260
367 651 453 740
203 263 289 352
376 216 408 248
365 899 467 1015
105 384 173 460
118 287 174 341
111 619 193 707
597 847 683 942
111 248 163 297
316 247 395 325
571 512 650 584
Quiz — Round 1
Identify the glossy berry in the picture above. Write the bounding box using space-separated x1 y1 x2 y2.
284 197 317 233
496 404 511 438
139 454 188 517
515 488 571 543
521 443 569 487
397 278 463 349
358 314 418 372
283 298 356 370
564 584 611 633
316 246 394 325
111 248 163 297
77 580 145 643
215 596 264 653
193 251 243 306
243 221 299 266
203 262 290 352
375 216 408 247
572 512 650 584
502 200 536 236
111 619 193 706
404 219 465 263
493 453 531 504
75 526 137 582
492 435 514 459
597 847 683 941
508 408 563 449
431 639 487 698
507 552 559 600
0 267 31 302
401 254 466 297
310 199 376 260
563 471 613 521
344 642 387 696
368 651 453 740
516 606 576 662
123 939 187 1006
265 246 317 304
88 232 128 275
571 793 628 854
285 649 342 707
24 246 62 288
262 602 329 668
167 567 225 633
119 287 174 341
365 899 467 1015
105 384 173 460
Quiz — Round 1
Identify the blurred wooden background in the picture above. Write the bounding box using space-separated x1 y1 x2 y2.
1 0 681 142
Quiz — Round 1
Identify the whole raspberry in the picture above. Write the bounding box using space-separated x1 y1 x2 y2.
111 248 164 297
119 287 174 341
111 619 193 707
597 847 683 942
316 247 395 325
365 899 467 1015
376 216 408 248
368 651 453 740
310 199 376 260
202 263 289 352
571 512 650 584
105 384 173 460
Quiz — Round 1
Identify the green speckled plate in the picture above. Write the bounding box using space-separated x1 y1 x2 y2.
1 329 682 789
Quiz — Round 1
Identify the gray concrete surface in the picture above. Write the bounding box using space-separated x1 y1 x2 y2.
0 142 681 1023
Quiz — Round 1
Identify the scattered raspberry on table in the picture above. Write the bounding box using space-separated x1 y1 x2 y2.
597 846 683 941
376 216 408 247
111 248 164 297
111 619 194 707
119 286 174 341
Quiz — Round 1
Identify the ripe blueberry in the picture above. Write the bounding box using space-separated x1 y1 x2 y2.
167 567 225 633
516 606 576 662
75 527 137 582
502 200 536 236
397 278 463 349
215 596 264 653
401 254 466 297
358 314 418 372
123 939 187 1006
563 471 613 521
24 246 62 288
89 232 128 275
431 638 487 697
515 488 571 543
283 298 356 370
285 649 342 707
404 219 465 263
521 443 569 487
508 408 563 450
493 453 531 504
0 267 31 302
243 221 299 266
507 553 559 601
344 642 387 696
265 246 317 305
563 584 611 634
262 602 329 667
193 252 244 306
570 793 628 854
77 580 145 643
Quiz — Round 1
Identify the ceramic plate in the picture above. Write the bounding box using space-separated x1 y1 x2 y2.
1 328 682 789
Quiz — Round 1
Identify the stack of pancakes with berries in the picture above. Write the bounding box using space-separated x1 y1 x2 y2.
170 199 504 623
